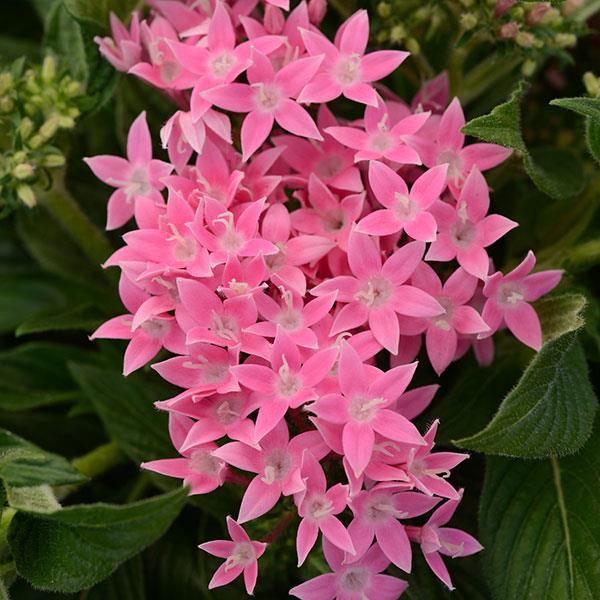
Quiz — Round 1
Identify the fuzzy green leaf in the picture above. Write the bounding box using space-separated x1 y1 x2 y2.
586 117 600 164
85 555 146 600
63 0 140 28
16 304 104 336
535 293 587 344
463 84 586 199
6 484 61 514
0 343 90 411
69 363 173 465
455 331 597 458
479 425 600 599
0 429 86 488
8 487 187 593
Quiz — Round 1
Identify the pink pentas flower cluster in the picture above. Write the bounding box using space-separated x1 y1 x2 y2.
89 2 562 597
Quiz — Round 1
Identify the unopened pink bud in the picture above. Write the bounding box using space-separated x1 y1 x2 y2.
308 0 327 25
527 2 552 25
495 0 517 18
264 5 285 34
500 21 520 39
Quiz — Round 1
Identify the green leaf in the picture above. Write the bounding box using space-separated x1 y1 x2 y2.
586 118 600 164
6 484 61 514
16 304 104 336
0 343 90 411
69 364 174 465
419 356 522 445
0 274 64 334
63 0 139 29
550 97 600 120
479 424 600 600
463 84 586 199
550 97 600 166
84 554 146 600
8 487 187 593
535 293 587 344
455 331 597 458
0 429 86 488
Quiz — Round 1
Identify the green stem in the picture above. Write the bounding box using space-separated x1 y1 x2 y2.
0 509 16 555
40 179 113 267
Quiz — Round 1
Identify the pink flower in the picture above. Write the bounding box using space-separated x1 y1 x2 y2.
94 12 142 72
295 452 354 565
411 72 449 114
247 286 338 348
408 263 490 374
409 492 483 590
425 167 518 280
325 98 429 164
202 49 324 160
188 197 278 267
348 486 440 572
291 174 364 252
274 105 364 192
402 420 468 499
289 538 408 600
312 232 443 354
141 414 226 495
199 516 267 595
213 422 329 523
298 10 408 106
309 342 425 477
84 112 173 230
357 161 447 242
232 328 338 441
482 250 562 350
420 98 513 197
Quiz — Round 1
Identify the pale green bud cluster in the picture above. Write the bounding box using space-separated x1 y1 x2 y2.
369 0 586 76
0 55 82 211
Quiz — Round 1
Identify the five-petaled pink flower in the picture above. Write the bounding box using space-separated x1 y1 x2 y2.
482 250 562 350
298 10 408 106
199 516 267 594
309 342 425 477
290 538 408 600
84 112 173 229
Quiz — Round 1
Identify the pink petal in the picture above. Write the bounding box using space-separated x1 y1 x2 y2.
343 82 379 106
410 163 448 208
523 270 562 301
84 155 131 186
423 550 454 590
233 364 277 394
320 516 355 554
324 126 369 151
297 73 342 104
301 346 338 387
262 202 291 243
376 518 412 572
254 399 289 442
381 241 425 285
207 1 235 50
356 209 402 236
426 325 458 375
372 409 425 445
368 362 417 401
361 50 409 82
241 110 274 161
330 302 369 335
480 214 518 246
504 302 542 350
208 561 243 590
276 55 324 97
368 160 409 208
287 235 336 266
289 574 337 600
391 285 443 317
339 10 369 55
339 341 368 397
437 97 465 152
198 540 236 558
457 246 489 280
312 276 360 302
275 99 322 140
127 112 152 164
348 231 381 279
238 476 281 523
404 211 437 242
141 457 188 478
343 420 374 477
452 305 489 335
243 560 259 595
212 442 262 473
368 308 400 354
123 335 161 375
202 83 255 112
297 519 319 566
461 143 513 172
460 167 489 222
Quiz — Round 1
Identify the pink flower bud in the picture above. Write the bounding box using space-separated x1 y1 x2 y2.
563 0 583 16
527 2 552 25
495 0 517 18
500 21 520 39
308 0 327 25
264 4 285 34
